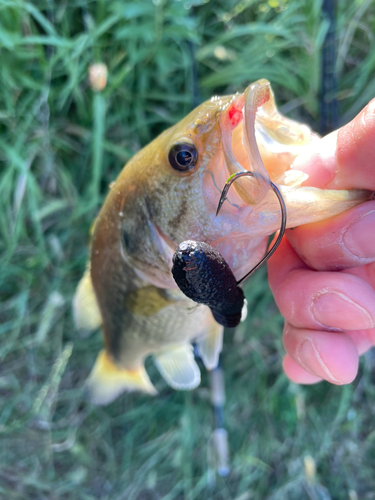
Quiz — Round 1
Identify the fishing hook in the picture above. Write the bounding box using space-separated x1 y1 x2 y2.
216 171 287 285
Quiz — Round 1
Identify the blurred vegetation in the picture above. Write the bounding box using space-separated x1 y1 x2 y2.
1 0 375 498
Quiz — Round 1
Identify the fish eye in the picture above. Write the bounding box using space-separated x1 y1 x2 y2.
168 143 198 172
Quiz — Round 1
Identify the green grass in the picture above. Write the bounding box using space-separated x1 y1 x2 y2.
1 0 375 498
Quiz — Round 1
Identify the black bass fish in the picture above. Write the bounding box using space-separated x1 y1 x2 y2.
74 79 370 404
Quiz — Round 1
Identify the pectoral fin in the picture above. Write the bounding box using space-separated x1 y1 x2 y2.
86 350 157 405
73 267 102 332
197 322 224 370
154 344 201 390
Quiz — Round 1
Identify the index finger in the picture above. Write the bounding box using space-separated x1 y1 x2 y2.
287 100 375 271
292 99 375 191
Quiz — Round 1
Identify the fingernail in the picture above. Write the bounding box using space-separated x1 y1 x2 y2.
312 292 374 330
298 338 341 383
343 211 375 259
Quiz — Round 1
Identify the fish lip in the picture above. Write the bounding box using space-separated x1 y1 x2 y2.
220 81 274 207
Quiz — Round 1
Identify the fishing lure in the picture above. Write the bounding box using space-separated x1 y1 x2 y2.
172 240 245 328
172 171 287 327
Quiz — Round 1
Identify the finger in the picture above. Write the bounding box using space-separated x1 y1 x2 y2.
292 99 375 190
267 235 309 286
268 238 375 331
282 354 322 384
346 327 375 355
283 323 359 384
286 201 375 271
282 328 374 383
342 262 375 290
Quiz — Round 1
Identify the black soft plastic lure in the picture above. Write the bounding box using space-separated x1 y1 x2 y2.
171 240 244 328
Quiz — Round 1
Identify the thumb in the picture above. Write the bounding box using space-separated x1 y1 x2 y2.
292 98 375 190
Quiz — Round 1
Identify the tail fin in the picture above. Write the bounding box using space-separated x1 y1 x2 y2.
73 267 102 333
86 350 157 405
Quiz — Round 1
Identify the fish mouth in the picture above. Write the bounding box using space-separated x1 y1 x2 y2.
201 79 317 280
196 81 275 280
219 79 271 207
218 79 317 206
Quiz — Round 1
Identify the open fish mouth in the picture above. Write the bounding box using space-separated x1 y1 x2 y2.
219 80 272 207
219 78 318 208
204 80 370 279
199 80 318 279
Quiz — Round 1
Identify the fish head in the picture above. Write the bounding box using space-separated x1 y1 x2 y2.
94 80 321 288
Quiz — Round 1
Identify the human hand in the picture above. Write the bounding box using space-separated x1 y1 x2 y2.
268 100 375 384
